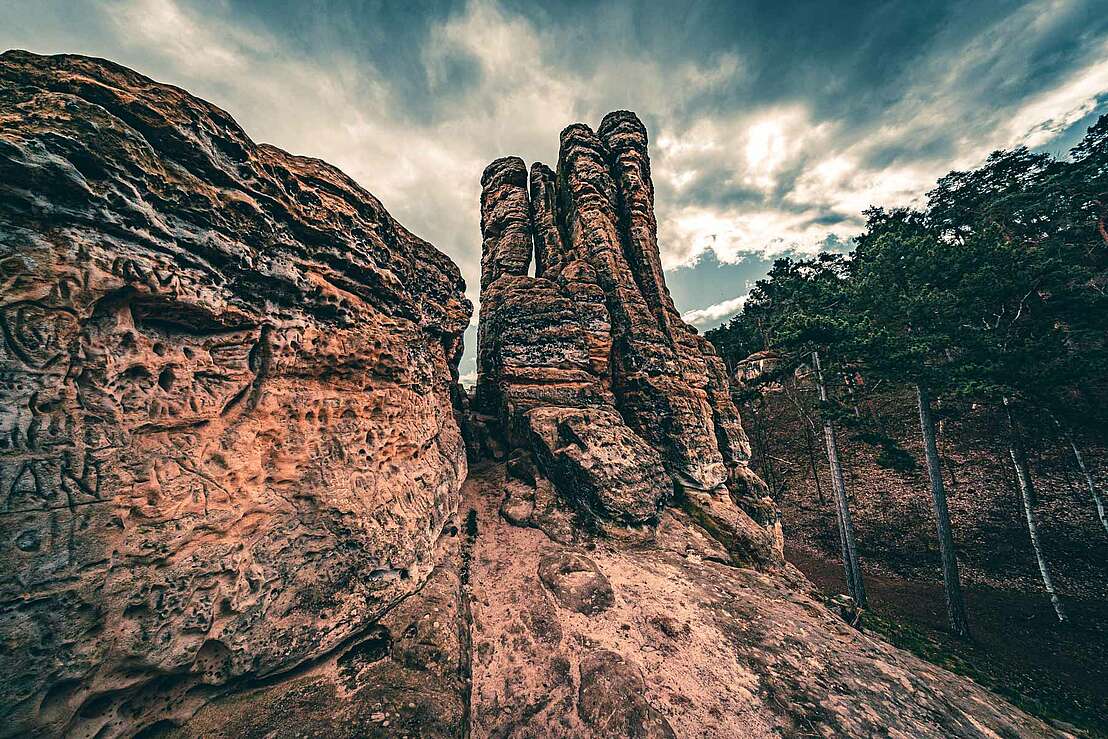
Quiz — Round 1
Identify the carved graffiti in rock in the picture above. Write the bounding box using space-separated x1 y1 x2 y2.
0 50 470 738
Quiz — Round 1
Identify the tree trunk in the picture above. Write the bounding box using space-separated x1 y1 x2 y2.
933 393 959 490
786 381 826 505
1053 418 1108 537
813 352 867 608
916 384 971 638
1069 438 1108 537
804 423 826 505
1007 400 1067 622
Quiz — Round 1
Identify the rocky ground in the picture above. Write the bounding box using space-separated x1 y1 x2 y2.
168 461 1065 738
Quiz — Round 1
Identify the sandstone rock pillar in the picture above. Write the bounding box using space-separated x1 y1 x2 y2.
598 110 682 339
528 162 565 278
556 122 728 494
475 112 782 562
479 156 533 288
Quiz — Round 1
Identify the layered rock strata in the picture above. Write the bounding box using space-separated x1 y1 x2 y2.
0 51 470 737
476 112 780 561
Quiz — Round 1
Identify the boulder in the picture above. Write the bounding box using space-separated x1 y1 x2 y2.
0 51 470 737
526 406 671 524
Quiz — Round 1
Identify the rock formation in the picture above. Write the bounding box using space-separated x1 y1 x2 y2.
446 112 1062 738
0 51 470 737
0 52 1065 738
475 113 781 563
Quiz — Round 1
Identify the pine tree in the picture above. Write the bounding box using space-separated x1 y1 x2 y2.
922 124 1108 619
706 114 1108 633
724 256 870 608
849 210 972 637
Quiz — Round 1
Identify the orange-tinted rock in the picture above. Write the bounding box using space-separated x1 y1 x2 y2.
528 162 564 278
597 110 680 337
526 406 671 523
438 464 1060 738
479 156 532 288
476 112 780 559
474 274 602 435
0 51 470 737
577 650 677 738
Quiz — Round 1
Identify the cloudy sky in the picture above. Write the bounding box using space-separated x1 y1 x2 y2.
5 0 1108 383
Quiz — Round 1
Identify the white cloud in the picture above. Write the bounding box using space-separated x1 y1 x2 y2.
659 205 849 269
1005 44 1108 148
651 2 1108 270
86 0 755 312
652 107 848 266
682 294 749 327
743 112 799 190
5 0 1108 369
789 161 935 219
106 0 269 76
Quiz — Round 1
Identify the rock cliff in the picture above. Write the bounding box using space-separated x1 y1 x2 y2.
0 51 470 737
0 53 1064 738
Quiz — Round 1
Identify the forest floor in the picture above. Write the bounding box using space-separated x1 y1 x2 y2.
741 385 1108 733
788 544 1108 736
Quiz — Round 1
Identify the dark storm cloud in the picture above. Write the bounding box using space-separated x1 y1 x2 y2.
226 0 489 123
4 0 1108 343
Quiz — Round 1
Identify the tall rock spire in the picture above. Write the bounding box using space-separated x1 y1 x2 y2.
528 162 564 278
475 112 781 565
479 156 532 289
598 110 681 338
556 120 728 495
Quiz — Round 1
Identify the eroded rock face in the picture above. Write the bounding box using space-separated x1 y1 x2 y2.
159 516 471 739
174 463 1064 738
476 111 781 564
577 651 677 738
0 51 470 737
526 406 670 524
538 551 615 616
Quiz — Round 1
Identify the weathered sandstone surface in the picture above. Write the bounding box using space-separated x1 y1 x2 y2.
0 51 469 737
0 53 1063 738
175 463 1062 738
475 114 781 564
